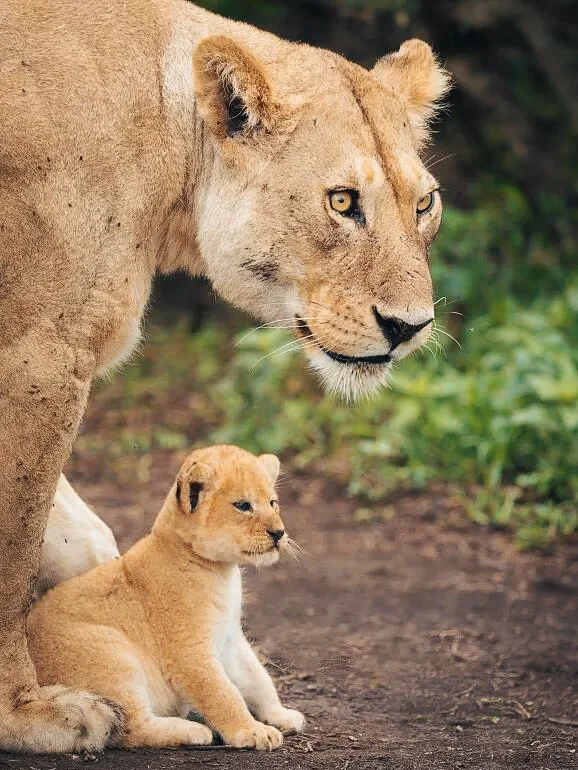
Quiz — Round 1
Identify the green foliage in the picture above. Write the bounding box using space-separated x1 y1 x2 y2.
432 185 574 313
88 189 576 549
204 277 578 548
123 193 575 550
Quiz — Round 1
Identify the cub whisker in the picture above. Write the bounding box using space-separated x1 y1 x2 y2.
283 538 303 561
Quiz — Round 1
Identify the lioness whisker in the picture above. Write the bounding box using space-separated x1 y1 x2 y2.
433 322 462 349
423 342 437 360
434 296 461 307
236 317 328 346
250 336 318 369
428 330 444 354
425 152 458 170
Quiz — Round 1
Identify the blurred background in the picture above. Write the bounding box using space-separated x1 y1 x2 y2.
72 0 578 550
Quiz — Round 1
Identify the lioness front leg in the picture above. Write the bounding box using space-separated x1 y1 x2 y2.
173 655 283 750
225 636 306 735
0 328 122 753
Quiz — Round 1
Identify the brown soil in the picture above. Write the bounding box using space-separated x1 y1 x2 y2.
3 455 577 770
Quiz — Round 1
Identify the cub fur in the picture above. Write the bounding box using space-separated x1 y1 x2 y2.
27 446 305 750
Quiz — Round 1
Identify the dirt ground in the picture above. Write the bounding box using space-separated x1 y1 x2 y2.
2 452 576 770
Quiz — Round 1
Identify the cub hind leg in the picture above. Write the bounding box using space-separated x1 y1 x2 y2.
29 623 212 748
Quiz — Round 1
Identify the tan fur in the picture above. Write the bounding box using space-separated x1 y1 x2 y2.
372 39 450 148
0 0 449 751
28 447 304 750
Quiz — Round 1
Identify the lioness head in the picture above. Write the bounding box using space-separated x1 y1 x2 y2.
185 34 449 400
156 445 292 567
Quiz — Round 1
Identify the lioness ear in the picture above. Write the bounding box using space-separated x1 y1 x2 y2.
192 34 278 139
372 39 450 147
259 454 280 484
176 461 213 514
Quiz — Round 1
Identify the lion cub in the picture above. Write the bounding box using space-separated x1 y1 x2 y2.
28 445 305 751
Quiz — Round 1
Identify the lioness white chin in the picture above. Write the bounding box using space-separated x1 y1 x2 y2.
0 0 450 753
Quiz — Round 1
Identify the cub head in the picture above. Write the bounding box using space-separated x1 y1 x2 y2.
186 35 450 400
156 445 293 567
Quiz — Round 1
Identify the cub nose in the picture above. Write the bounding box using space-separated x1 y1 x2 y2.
372 307 433 350
267 529 285 545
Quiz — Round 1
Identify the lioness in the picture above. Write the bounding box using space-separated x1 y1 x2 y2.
0 0 449 753
28 446 304 751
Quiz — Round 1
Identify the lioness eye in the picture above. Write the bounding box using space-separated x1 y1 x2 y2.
417 191 436 216
270 500 278 508
329 190 354 214
233 500 253 513
328 188 364 220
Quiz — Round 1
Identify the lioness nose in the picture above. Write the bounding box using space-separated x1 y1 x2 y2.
372 308 433 350
267 529 285 544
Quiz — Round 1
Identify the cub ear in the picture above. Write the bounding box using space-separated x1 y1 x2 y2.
192 34 279 139
259 454 280 484
176 461 213 514
372 39 450 147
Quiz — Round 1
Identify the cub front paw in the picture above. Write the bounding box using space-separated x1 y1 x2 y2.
265 707 306 735
185 722 213 745
227 721 283 751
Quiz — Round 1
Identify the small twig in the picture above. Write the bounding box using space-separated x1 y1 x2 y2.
265 657 294 675
511 701 533 720
547 716 578 727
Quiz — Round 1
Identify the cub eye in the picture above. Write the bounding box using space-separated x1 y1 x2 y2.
328 189 363 222
233 500 253 513
417 191 436 216
270 500 278 508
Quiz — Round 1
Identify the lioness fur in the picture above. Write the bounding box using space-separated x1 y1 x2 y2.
28 446 305 750
0 0 449 752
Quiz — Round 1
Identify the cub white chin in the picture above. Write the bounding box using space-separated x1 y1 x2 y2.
244 550 280 568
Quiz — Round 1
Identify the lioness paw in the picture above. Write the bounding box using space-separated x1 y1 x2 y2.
265 707 306 735
228 722 283 751
2 685 123 753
